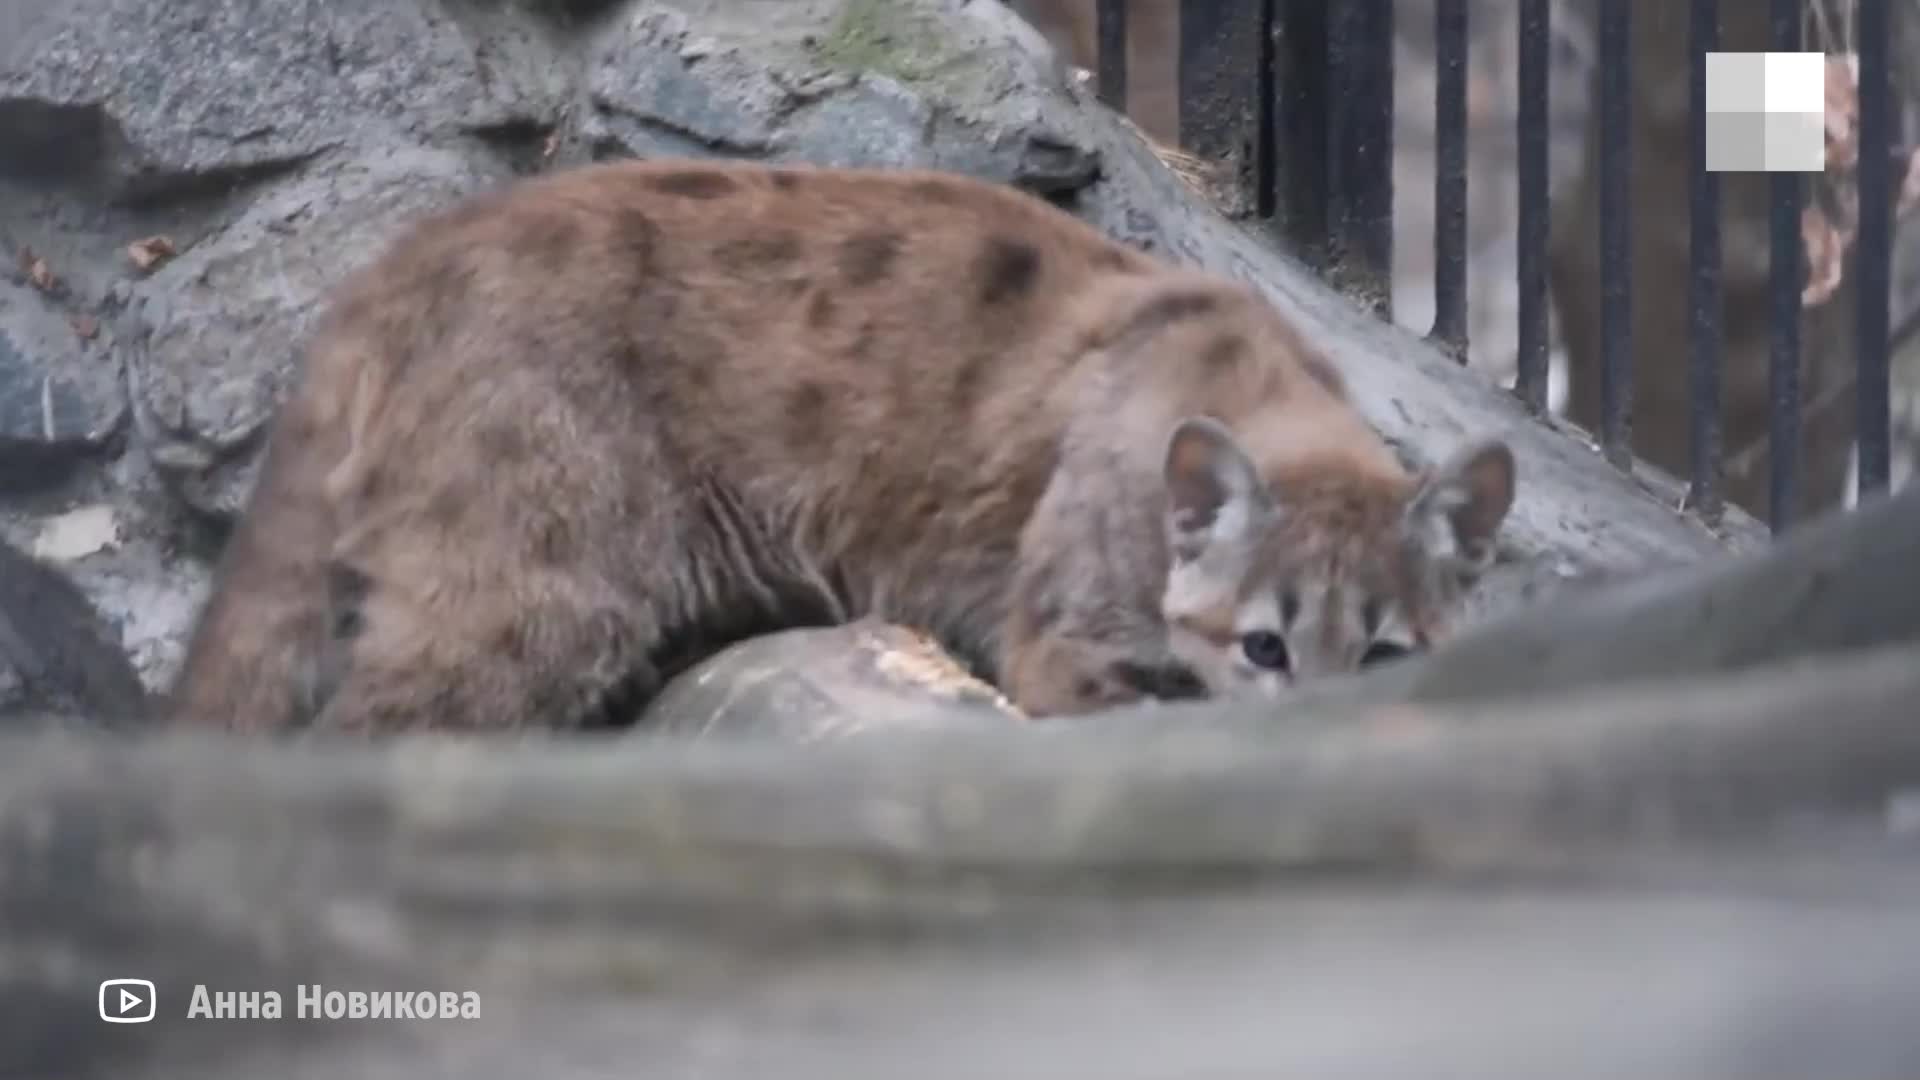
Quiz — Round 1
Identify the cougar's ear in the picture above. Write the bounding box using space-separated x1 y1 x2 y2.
1405 437 1515 574
1163 416 1272 562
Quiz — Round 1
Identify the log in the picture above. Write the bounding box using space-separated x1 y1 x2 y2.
37 870 1920 1080
1344 480 1920 707
6 637 1920 1077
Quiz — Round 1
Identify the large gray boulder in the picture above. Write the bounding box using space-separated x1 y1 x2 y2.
0 0 1758 721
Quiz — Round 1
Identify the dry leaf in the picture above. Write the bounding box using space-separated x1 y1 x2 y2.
126 235 176 273
1802 204 1847 306
1826 53 1859 172
70 315 99 341
23 251 55 293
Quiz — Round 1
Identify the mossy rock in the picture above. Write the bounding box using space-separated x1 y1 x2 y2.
808 0 967 87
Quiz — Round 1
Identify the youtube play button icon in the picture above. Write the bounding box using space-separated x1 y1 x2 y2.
98 979 156 1023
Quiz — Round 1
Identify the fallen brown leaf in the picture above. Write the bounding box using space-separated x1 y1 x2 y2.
126 235 177 273
70 315 99 341
21 248 56 293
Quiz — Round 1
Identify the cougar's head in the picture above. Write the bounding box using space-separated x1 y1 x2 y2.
1157 416 1515 701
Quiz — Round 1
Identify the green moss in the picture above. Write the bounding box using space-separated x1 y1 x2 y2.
809 0 958 86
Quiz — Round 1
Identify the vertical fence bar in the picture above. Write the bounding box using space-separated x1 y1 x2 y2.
1688 0 1723 521
1596 0 1633 467
1326 0 1396 318
1180 1 1264 216
1855 0 1893 498
1514 0 1551 412
1270 0 1331 267
1363 0 1396 310
1768 0 1803 530
1254 0 1278 220
1429 0 1470 360
1094 0 1127 111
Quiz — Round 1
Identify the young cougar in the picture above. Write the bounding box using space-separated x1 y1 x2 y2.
166 158 1515 732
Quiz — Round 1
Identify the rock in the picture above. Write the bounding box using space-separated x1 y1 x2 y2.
582 0 1101 190
124 144 513 517
0 0 571 196
0 277 125 494
6 636 1920 1077
584 6 797 158
0 532 147 724
645 619 1024 738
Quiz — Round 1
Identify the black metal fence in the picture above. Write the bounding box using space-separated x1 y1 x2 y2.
1079 0 1898 535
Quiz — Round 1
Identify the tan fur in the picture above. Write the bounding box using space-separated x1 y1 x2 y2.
165 158 1514 732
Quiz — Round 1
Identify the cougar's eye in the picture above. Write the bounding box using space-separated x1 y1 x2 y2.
1240 630 1290 672
1360 640 1412 667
